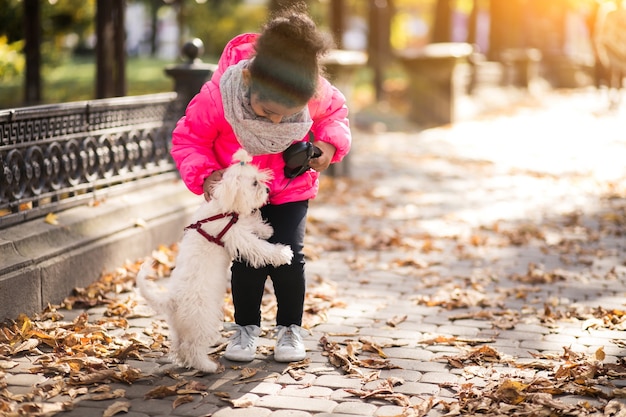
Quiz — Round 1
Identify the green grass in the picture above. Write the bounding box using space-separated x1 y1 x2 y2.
0 56 175 109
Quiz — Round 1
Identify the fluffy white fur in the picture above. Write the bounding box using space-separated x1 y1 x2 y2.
136 150 293 373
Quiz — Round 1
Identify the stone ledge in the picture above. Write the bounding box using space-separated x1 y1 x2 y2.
0 178 201 321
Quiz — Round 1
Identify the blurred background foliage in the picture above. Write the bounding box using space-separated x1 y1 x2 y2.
0 0 612 108
0 0 336 107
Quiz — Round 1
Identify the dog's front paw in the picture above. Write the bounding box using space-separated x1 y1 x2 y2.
272 244 294 266
255 222 274 240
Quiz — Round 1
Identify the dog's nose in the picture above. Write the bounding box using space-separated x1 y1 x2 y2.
265 187 270 194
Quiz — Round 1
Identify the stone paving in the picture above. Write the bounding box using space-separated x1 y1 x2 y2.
2 88 626 417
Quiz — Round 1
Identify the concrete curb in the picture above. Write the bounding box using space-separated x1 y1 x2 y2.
0 177 201 321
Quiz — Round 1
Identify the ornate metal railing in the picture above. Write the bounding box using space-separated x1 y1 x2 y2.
0 92 179 228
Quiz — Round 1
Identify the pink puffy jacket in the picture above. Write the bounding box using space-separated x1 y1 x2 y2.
170 33 352 205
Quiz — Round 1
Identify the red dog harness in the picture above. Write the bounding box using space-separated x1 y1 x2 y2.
184 213 239 247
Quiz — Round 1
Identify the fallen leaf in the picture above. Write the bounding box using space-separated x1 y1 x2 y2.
0 360 18 369
86 388 125 401
223 396 255 408
102 400 131 417
386 314 407 327
172 394 194 409
239 367 258 380
493 379 528 405
144 384 180 399
44 212 59 225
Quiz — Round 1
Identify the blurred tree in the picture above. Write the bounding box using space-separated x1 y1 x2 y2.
23 0 40 104
488 0 524 60
432 0 451 42
330 0 346 48
182 0 264 57
269 0 312 14
96 0 125 98
368 0 394 100
0 0 23 42
467 0 478 45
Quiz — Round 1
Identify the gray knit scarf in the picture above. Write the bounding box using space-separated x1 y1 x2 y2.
220 60 313 156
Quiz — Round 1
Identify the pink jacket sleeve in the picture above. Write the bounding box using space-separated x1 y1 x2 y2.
310 77 351 164
170 85 222 195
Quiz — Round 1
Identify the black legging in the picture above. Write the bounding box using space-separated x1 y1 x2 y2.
230 200 308 327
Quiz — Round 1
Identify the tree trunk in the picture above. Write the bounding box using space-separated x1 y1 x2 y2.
432 0 452 43
149 0 160 56
368 0 393 101
96 0 126 98
23 0 41 105
330 0 346 49
467 0 478 45
488 0 524 60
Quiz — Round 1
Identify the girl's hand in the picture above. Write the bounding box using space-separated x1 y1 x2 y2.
202 169 225 201
309 141 336 172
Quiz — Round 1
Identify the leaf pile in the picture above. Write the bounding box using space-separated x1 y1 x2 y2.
436 345 626 416
310 168 626 416
0 242 339 416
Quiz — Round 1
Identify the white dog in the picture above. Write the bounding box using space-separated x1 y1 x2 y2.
136 149 293 373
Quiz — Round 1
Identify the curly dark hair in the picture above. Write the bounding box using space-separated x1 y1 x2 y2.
249 2 333 107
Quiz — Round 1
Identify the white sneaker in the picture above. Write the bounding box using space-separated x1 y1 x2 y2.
274 324 307 362
224 324 260 362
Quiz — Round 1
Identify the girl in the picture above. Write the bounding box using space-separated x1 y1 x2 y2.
170 4 351 363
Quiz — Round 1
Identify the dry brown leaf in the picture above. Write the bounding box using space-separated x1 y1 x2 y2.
172 394 194 409
280 358 311 381
0 360 18 369
17 401 72 416
356 358 401 370
362 370 381 383
419 335 458 345
345 379 411 407
44 212 59 225
361 340 388 358
611 388 626 398
442 345 502 368
86 388 125 401
102 400 131 417
144 384 180 399
239 367 258 380
67 387 89 399
226 396 255 408
386 314 407 327
493 379 528 405
182 380 208 391
286 368 306 380
69 369 117 385
11 338 40 354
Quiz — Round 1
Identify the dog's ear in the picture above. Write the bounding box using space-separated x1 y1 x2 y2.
211 169 238 212
258 168 273 184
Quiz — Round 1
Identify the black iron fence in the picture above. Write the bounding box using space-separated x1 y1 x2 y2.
0 92 179 228
0 42 361 230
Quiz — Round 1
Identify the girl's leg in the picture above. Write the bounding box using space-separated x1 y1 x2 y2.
230 200 308 327
231 261 269 327
262 200 308 327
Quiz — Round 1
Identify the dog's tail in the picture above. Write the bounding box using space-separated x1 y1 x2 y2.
135 260 170 314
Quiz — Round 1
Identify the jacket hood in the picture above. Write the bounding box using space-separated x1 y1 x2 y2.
211 33 259 84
